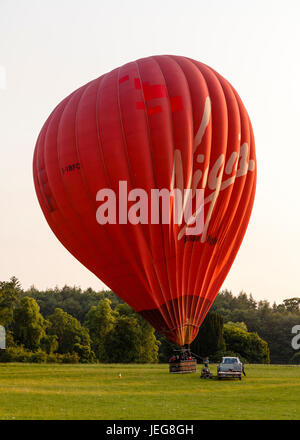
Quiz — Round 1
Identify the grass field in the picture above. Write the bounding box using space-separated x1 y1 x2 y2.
0 363 300 420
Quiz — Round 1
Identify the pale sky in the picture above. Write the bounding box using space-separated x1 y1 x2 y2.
0 0 299 304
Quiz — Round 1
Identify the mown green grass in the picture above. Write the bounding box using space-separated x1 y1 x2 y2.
0 363 299 420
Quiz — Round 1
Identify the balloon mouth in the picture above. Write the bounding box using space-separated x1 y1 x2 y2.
139 295 211 346
166 324 200 347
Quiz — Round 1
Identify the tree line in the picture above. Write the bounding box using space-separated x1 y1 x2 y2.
0 277 159 363
210 290 300 364
0 277 299 364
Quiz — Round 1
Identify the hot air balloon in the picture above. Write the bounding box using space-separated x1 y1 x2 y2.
33 55 256 348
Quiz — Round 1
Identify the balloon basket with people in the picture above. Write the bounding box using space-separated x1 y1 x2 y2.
169 348 197 374
168 350 213 378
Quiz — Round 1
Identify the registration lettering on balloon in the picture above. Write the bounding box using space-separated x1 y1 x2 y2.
61 162 81 174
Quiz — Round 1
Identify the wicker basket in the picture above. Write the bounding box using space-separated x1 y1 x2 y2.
169 359 197 374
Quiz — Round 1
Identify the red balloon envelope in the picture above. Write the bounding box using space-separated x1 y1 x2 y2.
33 55 256 346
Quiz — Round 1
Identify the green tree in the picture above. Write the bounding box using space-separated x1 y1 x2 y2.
190 312 225 359
105 314 142 363
282 298 300 313
115 304 159 363
24 285 125 323
225 321 248 332
85 299 115 362
290 352 300 364
223 323 270 363
40 334 58 354
137 317 160 363
98 304 160 363
12 297 46 351
156 334 179 363
0 277 22 328
48 308 94 362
